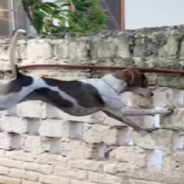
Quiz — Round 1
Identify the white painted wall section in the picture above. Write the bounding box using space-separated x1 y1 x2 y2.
125 0 184 29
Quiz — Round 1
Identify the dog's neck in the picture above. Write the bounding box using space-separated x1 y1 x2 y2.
102 74 128 94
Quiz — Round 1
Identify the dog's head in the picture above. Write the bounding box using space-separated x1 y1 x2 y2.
114 68 153 98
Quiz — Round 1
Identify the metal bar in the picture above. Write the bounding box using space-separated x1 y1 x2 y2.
17 64 184 75
9 0 15 30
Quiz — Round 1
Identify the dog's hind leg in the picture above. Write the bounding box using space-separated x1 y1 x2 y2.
0 87 31 110
0 76 47 111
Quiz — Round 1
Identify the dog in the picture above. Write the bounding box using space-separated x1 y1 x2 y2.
0 29 173 133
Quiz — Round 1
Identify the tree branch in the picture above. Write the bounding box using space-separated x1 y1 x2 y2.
21 0 40 33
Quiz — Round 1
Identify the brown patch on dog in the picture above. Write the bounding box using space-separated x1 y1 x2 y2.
12 30 17 36
114 68 148 88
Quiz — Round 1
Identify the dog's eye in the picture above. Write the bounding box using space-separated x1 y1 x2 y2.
142 80 148 88
142 85 147 88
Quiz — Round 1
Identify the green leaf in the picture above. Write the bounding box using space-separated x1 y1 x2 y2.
21 0 107 34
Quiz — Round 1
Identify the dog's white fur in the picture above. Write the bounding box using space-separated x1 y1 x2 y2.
0 29 173 133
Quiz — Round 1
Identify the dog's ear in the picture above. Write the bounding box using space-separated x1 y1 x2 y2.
125 69 148 87
124 69 136 86
140 73 148 88
114 68 143 87
12 30 17 37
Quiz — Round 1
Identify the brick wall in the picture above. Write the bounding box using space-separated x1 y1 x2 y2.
0 26 184 184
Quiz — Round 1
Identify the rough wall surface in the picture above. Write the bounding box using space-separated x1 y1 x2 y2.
0 26 184 184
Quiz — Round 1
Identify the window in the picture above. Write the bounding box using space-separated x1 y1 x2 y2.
125 0 184 29
0 0 29 36
100 0 125 30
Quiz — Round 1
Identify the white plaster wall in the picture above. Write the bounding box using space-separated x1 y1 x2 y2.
125 0 184 29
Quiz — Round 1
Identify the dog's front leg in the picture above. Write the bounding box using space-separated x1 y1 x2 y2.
103 109 150 132
121 107 174 116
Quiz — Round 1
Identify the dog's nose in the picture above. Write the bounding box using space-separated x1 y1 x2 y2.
150 92 154 97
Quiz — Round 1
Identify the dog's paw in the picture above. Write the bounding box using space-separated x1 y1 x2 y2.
134 127 146 133
137 127 159 136
165 105 176 115
145 127 159 133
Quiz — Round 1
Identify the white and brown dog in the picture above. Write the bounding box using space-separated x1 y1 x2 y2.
0 29 173 132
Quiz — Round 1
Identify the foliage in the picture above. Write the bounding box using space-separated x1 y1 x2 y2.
20 0 107 34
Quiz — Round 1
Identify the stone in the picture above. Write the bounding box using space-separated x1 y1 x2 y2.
39 119 67 138
0 157 23 169
22 181 41 184
0 132 21 150
83 124 119 145
27 39 52 60
68 159 103 172
152 87 184 107
23 162 53 175
161 108 184 130
0 175 21 184
89 38 117 59
16 101 46 118
103 162 137 174
59 140 96 159
54 167 87 180
36 153 68 166
21 135 50 154
70 180 98 184
39 174 69 184
88 172 123 184
109 147 147 168
162 152 184 173
0 116 28 134
132 129 176 152
5 151 36 162
9 169 38 181
0 166 9 175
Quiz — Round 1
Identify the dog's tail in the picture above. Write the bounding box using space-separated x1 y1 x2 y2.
8 29 27 78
